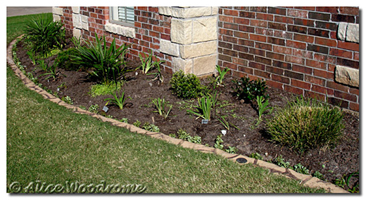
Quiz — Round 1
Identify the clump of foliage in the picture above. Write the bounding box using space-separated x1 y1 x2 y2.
266 97 344 154
187 95 214 120
142 122 160 133
119 118 129 123
293 163 310 175
133 120 141 128
170 70 207 99
72 33 129 84
138 50 165 74
176 129 201 144
151 98 173 119
256 95 273 126
215 65 229 86
335 172 359 193
232 77 268 102
214 135 224 150
249 152 263 160
104 91 129 110
88 104 99 113
61 96 73 105
90 81 124 97
53 47 81 71
225 146 238 154
272 155 291 169
24 14 66 57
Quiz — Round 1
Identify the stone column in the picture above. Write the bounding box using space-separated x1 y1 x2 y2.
71 6 88 38
158 6 218 76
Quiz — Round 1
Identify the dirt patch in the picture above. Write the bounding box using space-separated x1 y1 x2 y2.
14 38 360 189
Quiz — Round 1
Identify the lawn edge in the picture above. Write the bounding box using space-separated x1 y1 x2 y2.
7 35 348 194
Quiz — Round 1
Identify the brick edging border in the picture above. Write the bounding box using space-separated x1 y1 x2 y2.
7 36 348 193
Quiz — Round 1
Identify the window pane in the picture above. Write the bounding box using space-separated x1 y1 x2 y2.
116 6 134 24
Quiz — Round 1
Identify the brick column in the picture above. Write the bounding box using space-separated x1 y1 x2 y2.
158 7 218 76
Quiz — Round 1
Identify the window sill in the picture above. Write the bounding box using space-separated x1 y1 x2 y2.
105 23 135 38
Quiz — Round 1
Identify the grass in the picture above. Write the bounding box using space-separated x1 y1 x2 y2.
6 13 325 193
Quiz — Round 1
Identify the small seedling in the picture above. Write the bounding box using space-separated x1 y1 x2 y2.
218 115 239 131
273 155 291 168
225 146 238 154
215 65 229 86
313 171 324 180
133 120 141 128
249 152 263 160
293 163 310 175
138 50 165 74
119 118 128 123
104 91 127 110
256 95 273 126
142 122 160 132
214 135 224 150
88 104 99 113
151 98 173 119
176 129 202 144
187 95 214 120
62 96 73 105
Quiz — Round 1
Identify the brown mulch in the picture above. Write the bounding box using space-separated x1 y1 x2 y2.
14 37 360 190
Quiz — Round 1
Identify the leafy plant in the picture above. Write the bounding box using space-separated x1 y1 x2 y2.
273 155 291 169
170 70 207 99
249 152 263 160
313 171 324 180
232 77 268 102
119 118 129 123
88 104 99 113
147 62 164 84
24 14 65 57
90 81 124 97
62 96 73 105
41 62 58 81
142 122 160 132
138 50 165 74
214 135 224 150
346 172 359 193
293 163 310 175
133 120 141 128
151 98 173 119
54 47 81 71
72 33 129 84
104 91 127 110
266 97 344 153
176 129 201 144
187 95 213 120
225 146 238 154
218 115 239 131
256 95 273 126
215 65 229 86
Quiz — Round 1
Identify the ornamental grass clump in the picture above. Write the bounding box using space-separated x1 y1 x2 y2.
266 97 344 154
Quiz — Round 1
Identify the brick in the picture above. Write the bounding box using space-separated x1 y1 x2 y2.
219 54 232 62
292 49 313 59
275 16 294 24
272 74 290 84
337 41 359 51
268 22 286 30
223 35 238 43
326 81 349 92
249 34 266 42
234 17 250 25
249 48 265 56
315 21 337 31
267 37 285 46
250 19 267 28
339 7 359 15
256 27 274 36
294 7 316 11
354 52 359 60
331 14 355 23
292 79 311 89
337 58 359 69
142 23 152 30
268 7 287 15
293 33 314 43
284 85 303 95
334 90 357 102
288 9 308 18
293 64 312 74
220 28 234 36
273 60 292 69
238 25 255 33
287 40 307 50
254 69 271 78
266 80 284 90
249 62 266 70
273 30 293 39
285 55 305 65
349 102 359 112
314 53 336 64
238 39 255 47
315 37 337 47
149 31 160 38
273 45 292 54
294 18 314 27
306 59 327 70
255 42 273 51
308 28 330 38
305 76 326 87
304 91 325 101
233 57 249 66
285 70 304 80
316 7 338 13
266 52 284 61
238 66 254 75
223 48 238 57
223 62 238 70
256 13 274 21
307 44 329 54
224 9 239 16
219 15 234 23
266 66 284 75
223 23 239 30
219 41 233 49
314 68 334 79
249 7 267 12
234 31 249 39
327 97 349 108
255 56 272 65
308 12 331 21
287 25 307 34
239 11 255 18
312 85 334 95
239 52 254 60
329 48 353 59
232 70 246 78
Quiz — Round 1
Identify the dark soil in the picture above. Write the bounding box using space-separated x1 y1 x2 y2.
14 37 360 190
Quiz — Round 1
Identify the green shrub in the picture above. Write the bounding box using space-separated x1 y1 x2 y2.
54 47 81 71
142 122 160 132
170 70 207 99
90 81 123 97
72 34 129 84
24 14 65 57
266 97 344 153
232 77 268 102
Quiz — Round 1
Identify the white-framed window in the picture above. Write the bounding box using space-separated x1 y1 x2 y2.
110 6 135 27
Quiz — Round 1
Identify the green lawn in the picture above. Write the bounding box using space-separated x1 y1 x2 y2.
6 13 325 193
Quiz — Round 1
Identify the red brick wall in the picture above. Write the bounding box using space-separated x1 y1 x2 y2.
218 7 359 111
59 6 173 74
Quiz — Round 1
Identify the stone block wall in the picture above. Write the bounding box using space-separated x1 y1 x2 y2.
218 7 359 111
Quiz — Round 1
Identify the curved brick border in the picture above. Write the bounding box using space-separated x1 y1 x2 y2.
7 36 348 193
